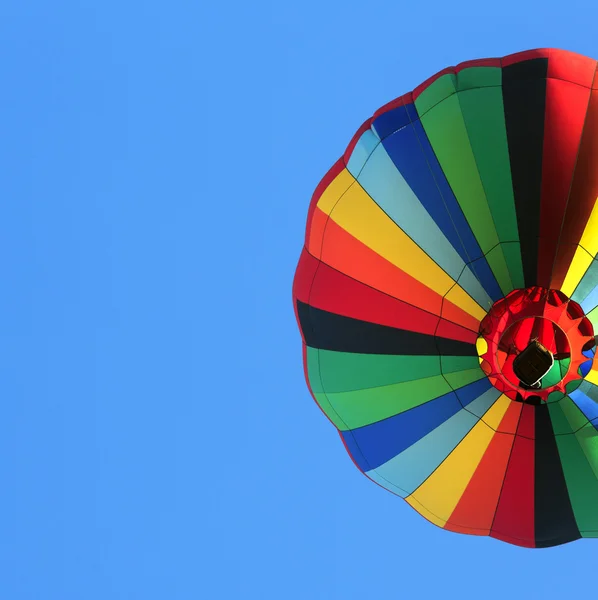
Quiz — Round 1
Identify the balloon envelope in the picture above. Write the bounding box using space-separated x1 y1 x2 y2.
293 48 598 548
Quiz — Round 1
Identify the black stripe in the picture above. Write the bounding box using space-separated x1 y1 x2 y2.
534 404 580 547
296 301 477 356
502 58 548 288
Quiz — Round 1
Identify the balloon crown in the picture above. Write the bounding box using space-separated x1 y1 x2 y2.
477 286 595 403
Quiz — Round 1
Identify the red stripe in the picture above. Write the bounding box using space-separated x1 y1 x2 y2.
292 251 318 347
551 84 598 289
445 424 516 535
517 402 536 439
536 77 591 287
292 248 319 305
496 399 523 435
310 257 439 335
435 319 478 345
489 530 535 548
312 214 481 332
547 50 596 87
491 404 536 547
307 204 330 258
294 248 479 344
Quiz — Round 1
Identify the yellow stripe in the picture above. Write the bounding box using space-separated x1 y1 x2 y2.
405 395 510 526
315 168 355 216
561 197 598 295
480 394 512 429
561 248 593 297
475 336 487 355
584 368 598 386
406 495 449 528
475 336 488 365
318 173 487 321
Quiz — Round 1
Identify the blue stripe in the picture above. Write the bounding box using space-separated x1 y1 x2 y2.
379 110 502 302
365 384 499 497
342 378 492 473
372 102 419 140
580 359 593 378
346 130 493 311
580 348 595 378
569 387 598 423
452 376 492 408
341 391 462 472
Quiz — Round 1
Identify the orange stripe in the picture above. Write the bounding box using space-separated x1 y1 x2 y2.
444 401 520 534
307 207 329 258
310 211 480 332
495 398 523 434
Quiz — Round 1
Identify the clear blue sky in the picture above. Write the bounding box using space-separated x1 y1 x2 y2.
1 1 597 599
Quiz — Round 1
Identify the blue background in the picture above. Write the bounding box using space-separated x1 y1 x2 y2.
1 1 596 598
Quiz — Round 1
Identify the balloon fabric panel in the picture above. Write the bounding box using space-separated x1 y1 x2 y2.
293 48 598 548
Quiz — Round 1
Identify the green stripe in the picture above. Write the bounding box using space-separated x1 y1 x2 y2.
560 395 591 432
458 66 501 90
576 424 598 479
415 72 514 294
575 424 598 536
308 367 484 431
485 247 514 294
306 349 348 430
548 402 574 435
500 243 525 291
415 73 457 116
546 390 566 404
307 349 479 393
553 428 598 533
316 375 451 430
455 68 524 290
306 349 484 430
440 355 482 373
541 358 569 389
443 367 485 389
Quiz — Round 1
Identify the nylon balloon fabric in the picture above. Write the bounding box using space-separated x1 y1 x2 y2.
292 49 598 548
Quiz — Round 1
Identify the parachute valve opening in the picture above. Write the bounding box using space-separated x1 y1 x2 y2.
513 339 554 388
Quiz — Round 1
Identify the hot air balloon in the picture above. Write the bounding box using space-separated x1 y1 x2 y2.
292 48 598 548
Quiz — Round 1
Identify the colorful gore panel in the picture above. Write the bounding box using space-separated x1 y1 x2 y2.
293 48 598 548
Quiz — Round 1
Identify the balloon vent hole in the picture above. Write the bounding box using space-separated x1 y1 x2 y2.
513 340 554 388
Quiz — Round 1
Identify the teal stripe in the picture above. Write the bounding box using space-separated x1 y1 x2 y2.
366 386 498 496
462 386 501 418
347 129 493 311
